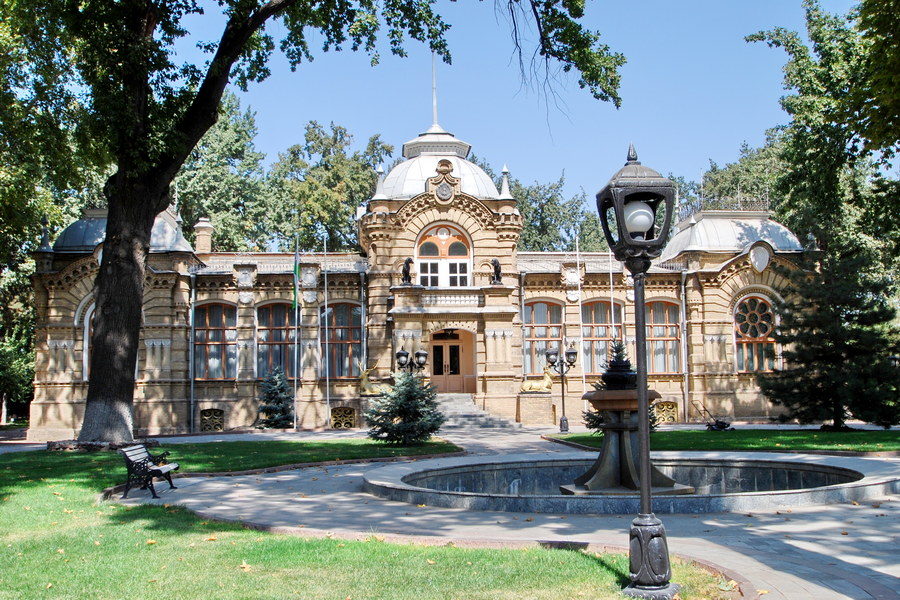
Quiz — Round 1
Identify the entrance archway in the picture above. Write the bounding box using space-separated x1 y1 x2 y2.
429 329 475 393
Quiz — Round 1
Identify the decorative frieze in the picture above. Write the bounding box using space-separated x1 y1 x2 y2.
422 293 480 307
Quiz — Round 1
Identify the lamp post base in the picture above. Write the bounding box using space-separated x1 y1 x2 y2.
624 513 677 599
621 583 681 600
559 415 569 432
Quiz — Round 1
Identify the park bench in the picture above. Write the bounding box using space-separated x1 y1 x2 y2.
119 444 179 499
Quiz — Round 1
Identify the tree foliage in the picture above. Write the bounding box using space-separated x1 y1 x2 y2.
749 1 900 427
365 371 444 445
759 249 900 429
257 368 295 429
174 92 269 252
853 0 900 155
1 0 624 442
266 121 392 251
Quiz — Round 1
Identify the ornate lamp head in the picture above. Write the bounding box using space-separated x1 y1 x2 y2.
395 348 410 368
414 349 428 368
596 145 676 274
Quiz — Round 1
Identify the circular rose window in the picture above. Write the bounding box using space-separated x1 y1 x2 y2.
735 297 774 339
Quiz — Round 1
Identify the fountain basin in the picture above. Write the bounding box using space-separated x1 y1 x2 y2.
363 451 899 514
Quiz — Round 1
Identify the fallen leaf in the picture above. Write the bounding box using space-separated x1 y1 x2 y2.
56 548 64 554
148 579 157 583
45 583 53 589
239 560 251 572
840 531 849 535
52 492 61 496
758 590 769 595
94 541 101 546
426 559 436 565
524 517 534 522
872 503 881 508
416 504 427 508
146 539 157 545
205 536 218 542
851 501 860 506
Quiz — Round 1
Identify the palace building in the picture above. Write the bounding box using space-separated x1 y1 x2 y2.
27 120 807 441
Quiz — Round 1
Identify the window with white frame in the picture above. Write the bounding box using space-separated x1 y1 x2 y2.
416 225 471 287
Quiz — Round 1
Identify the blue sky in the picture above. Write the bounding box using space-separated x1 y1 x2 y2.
184 0 857 199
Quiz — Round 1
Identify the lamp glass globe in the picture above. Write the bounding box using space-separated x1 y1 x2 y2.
623 201 654 234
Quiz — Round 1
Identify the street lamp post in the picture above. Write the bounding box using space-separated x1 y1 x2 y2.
546 346 578 432
396 348 429 373
597 145 679 599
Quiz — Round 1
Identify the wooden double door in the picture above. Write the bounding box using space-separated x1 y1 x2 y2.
430 329 474 393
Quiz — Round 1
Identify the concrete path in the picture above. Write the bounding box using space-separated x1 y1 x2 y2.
114 426 899 600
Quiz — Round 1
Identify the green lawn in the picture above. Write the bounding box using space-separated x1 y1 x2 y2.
152 438 463 472
0 441 732 600
554 429 900 453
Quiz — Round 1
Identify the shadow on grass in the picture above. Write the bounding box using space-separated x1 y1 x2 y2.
538 540 630 587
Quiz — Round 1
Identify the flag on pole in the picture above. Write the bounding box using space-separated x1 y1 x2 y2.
292 239 300 310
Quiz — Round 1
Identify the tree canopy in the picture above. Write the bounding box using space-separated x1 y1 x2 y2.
1 0 625 441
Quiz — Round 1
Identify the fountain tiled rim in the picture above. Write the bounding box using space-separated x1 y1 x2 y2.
362 450 900 514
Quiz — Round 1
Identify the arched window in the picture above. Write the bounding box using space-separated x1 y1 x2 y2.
194 303 237 380
523 301 563 375
581 301 623 375
321 303 362 378
647 302 680 374
735 296 775 372
257 303 297 379
416 225 471 287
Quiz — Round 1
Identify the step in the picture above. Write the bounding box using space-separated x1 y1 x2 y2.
434 393 522 430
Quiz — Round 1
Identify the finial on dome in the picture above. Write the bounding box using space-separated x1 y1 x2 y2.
626 143 639 164
371 164 388 201
499 164 514 200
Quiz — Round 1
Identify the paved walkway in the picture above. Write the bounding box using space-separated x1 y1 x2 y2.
110 425 899 600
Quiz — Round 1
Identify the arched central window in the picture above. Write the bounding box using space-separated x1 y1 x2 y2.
735 296 775 372
417 225 471 287
581 301 623 375
523 301 563 375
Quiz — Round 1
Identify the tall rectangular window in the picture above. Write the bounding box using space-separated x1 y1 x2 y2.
523 301 563 375
647 302 680 374
194 304 237 380
257 303 297 378
321 303 362 378
581 301 623 375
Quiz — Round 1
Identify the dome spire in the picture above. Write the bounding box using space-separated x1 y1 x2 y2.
425 52 446 135
499 164 514 200
371 164 388 201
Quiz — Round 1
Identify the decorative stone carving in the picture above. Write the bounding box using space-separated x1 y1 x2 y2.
234 265 256 289
566 289 581 303
750 245 771 272
238 290 253 304
303 291 318 304
301 265 318 287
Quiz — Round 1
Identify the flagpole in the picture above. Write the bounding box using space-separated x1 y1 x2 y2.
322 233 331 428
576 236 586 403
292 236 300 431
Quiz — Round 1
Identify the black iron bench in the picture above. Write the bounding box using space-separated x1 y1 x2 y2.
119 444 179 499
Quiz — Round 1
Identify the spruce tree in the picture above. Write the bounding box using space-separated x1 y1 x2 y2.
257 368 294 429
365 371 445 445
759 242 900 429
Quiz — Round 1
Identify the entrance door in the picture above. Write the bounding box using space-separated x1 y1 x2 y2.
430 329 472 393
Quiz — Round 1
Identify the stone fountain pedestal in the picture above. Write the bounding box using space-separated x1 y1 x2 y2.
560 389 694 496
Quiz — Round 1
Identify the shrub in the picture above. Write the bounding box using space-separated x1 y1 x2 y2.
365 371 445 445
258 368 294 428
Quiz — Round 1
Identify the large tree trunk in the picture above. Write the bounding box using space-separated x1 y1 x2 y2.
77 178 163 443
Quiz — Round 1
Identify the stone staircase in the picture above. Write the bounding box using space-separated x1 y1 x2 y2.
435 393 522 430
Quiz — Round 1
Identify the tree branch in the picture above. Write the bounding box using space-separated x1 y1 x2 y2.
152 0 299 196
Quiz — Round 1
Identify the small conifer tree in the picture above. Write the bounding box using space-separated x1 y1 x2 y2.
365 371 445 445
759 246 900 430
257 368 294 429
584 340 658 432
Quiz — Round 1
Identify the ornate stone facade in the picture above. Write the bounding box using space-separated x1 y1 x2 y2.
27 123 808 440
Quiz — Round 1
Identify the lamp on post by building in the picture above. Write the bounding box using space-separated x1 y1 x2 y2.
545 345 578 432
396 348 429 373
597 144 679 599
